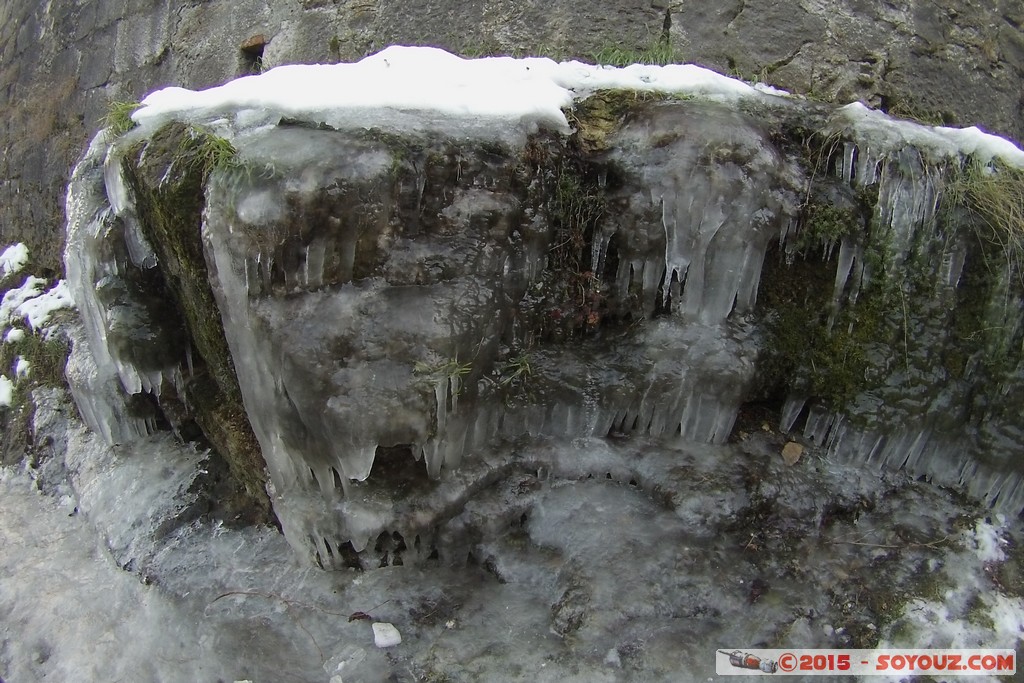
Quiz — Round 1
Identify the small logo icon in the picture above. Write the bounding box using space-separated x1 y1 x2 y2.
720 650 778 674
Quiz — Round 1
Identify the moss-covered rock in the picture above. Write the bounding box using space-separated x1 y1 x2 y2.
121 122 270 518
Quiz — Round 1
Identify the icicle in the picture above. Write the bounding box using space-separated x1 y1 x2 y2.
590 229 613 275
314 464 336 496
827 239 857 329
778 217 796 249
779 396 807 433
442 415 469 471
305 240 326 289
641 259 665 317
434 378 448 434
803 407 837 445
939 245 967 288
343 443 377 483
841 142 857 183
122 217 158 270
102 146 132 217
734 244 767 314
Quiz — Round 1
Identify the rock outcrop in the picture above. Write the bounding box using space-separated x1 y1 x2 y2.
63 50 1024 564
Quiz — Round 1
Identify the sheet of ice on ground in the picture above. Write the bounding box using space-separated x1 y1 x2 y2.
4 409 1022 682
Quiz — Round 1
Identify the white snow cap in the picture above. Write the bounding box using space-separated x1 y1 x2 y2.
836 102 1024 167
371 622 402 648
131 45 761 139
130 46 1024 165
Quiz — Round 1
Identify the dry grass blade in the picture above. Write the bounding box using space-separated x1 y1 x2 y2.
948 159 1024 284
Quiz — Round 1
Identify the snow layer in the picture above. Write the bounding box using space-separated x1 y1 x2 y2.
834 103 1024 167
0 243 29 277
132 45 764 142
0 277 74 332
0 375 12 406
130 46 1024 162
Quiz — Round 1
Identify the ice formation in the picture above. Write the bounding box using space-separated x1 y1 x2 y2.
61 46 1024 565
4 397 1022 681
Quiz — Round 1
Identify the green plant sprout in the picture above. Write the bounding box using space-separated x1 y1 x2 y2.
497 353 532 387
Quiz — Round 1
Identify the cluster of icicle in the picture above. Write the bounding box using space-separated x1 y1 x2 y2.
64 132 188 445
776 134 1024 512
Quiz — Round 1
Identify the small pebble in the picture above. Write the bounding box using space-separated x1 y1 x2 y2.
781 441 803 465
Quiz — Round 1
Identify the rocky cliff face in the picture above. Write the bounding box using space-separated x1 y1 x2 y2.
1 0 1022 274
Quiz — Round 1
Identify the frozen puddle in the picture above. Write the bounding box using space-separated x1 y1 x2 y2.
2 411 1022 682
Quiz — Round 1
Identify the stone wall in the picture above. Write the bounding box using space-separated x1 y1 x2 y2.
1 0 1022 273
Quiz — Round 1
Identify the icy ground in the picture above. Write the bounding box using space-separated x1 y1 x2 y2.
1 389 1021 682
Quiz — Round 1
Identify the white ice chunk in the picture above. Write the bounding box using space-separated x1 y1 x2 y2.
5 328 25 343
0 375 12 406
371 622 402 648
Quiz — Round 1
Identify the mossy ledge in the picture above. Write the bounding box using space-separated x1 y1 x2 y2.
121 122 271 520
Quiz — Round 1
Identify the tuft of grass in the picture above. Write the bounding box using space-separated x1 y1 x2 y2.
178 126 240 181
415 358 472 383
947 159 1024 281
104 100 143 136
0 327 71 410
497 353 532 387
592 42 677 67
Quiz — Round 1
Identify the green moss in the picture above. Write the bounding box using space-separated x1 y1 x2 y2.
755 249 892 410
993 540 1024 599
568 90 689 154
0 327 72 408
793 202 859 252
964 594 996 630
